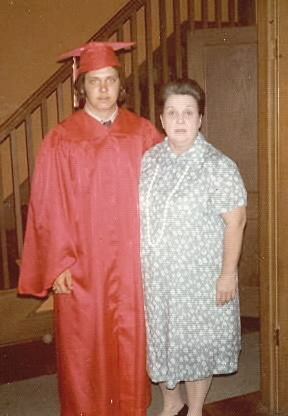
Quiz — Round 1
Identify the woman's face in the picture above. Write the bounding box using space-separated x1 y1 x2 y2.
160 94 202 154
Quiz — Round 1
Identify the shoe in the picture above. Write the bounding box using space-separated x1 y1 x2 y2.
175 404 188 416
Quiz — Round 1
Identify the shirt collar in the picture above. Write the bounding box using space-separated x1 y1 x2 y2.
84 105 118 124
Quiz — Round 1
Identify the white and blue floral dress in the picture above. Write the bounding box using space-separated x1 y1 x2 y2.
140 133 247 388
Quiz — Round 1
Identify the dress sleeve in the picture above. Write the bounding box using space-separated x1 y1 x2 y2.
210 158 247 215
18 129 77 297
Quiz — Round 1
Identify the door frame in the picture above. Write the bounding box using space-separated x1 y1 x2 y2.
257 0 288 413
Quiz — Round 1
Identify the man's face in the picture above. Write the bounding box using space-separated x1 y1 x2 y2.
84 66 120 117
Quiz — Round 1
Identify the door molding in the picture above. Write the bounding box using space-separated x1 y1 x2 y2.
258 0 288 413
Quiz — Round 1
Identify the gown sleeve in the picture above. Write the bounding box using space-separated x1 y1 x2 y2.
18 128 78 297
141 118 163 152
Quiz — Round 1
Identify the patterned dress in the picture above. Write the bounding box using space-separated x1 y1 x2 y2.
140 133 247 389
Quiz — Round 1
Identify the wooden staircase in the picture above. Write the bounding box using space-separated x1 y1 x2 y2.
0 0 255 344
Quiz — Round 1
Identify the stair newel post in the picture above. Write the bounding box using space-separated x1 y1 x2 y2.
25 114 34 190
159 0 169 84
173 0 183 78
40 98 49 138
144 0 156 124
228 0 236 27
10 130 23 266
0 150 10 289
131 11 141 115
117 26 125 68
215 0 222 28
202 0 208 28
188 0 195 31
56 83 65 124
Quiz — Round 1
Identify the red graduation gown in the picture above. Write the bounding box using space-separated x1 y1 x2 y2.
18 109 162 416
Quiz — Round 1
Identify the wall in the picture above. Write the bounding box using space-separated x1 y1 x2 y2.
0 0 237 126
0 0 128 124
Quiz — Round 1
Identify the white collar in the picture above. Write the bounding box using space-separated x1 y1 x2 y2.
84 105 118 124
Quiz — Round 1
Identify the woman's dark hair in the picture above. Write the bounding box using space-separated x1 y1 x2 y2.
160 78 205 116
74 67 126 109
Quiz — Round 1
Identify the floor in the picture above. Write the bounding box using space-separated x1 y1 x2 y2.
203 391 268 416
0 317 267 415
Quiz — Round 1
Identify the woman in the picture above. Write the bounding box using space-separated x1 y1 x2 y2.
18 42 162 416
140 79 247 416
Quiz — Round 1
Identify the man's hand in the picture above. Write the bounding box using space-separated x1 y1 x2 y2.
52 269 73 294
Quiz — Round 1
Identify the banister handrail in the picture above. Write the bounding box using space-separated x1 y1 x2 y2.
0 64 71 143
89 0 144 41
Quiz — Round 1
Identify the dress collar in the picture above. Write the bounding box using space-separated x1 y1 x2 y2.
163 133 205 160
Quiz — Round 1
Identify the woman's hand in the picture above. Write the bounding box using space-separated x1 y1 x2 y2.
52 269 73 294
216 274 237 306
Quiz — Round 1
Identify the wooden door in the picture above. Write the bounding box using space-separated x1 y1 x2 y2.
187 26 258 318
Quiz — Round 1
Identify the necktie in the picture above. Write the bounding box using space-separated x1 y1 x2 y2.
102 120 112 128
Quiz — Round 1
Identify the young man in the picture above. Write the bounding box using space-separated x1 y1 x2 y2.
18 42 162 416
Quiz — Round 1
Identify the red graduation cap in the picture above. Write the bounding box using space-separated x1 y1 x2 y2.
59 41 135 73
